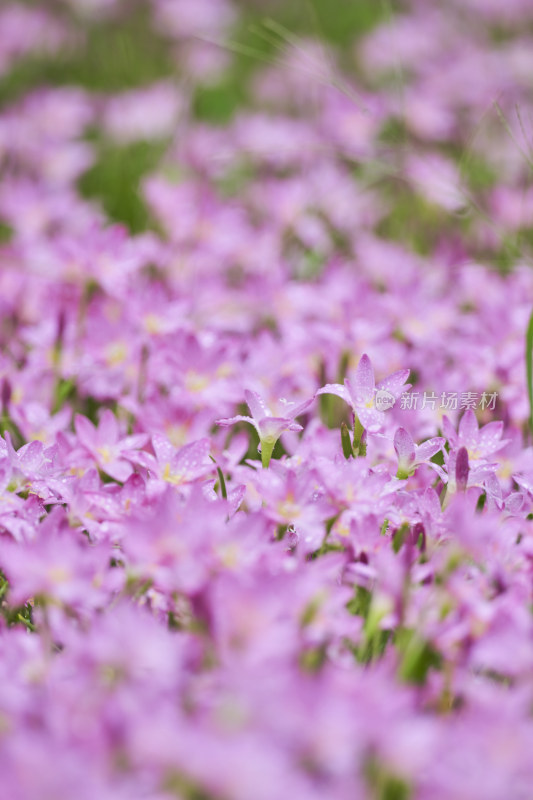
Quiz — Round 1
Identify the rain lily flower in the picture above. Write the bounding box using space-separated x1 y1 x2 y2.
216 390 313 467
441 410 509 501
317 354 410 435
442 409 509 464
101 82 185 144
393 427 445 479
74 410 148 482
250 464 332 552
0 508 114 610
137 433 214 488
444 447 497 499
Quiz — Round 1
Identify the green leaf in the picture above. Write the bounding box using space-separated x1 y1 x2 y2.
396 629 441 685
340 422 354 459
52 378 76 414
209 455 228 500
346 586 372 619
365 756 412 800
353 415 367 457
392 523 410 554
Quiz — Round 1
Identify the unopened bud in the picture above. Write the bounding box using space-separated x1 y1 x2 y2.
455 447 469 493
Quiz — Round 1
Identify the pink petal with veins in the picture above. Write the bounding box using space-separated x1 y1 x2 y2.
458 409 479 450
394 427 416 466
416 437 445 462
98 409 119 446
316 383 353 407
258 417 296 442
172 438 212 481
75 414 97 448
352 354 375 403
377 369 411 398
244 390 270 421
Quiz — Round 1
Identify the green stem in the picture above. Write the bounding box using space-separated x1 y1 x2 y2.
261 438 276 468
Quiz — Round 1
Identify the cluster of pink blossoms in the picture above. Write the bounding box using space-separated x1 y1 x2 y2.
3 0 533 798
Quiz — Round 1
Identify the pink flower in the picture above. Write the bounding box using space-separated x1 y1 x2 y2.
101 82 185 144
394 427 445 479
443 409 509 463
317 354 410 433
441 411 508 500
251 464 333 553
74 410 147 482
405 152 465 211
138 433 214 487
153 0 237 40
217 390 312 467
0 508 113 610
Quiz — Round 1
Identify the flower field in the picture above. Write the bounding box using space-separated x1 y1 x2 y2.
3 0 533 797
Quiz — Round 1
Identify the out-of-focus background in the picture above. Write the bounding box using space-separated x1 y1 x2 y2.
3 0 533 267
1 0 384 232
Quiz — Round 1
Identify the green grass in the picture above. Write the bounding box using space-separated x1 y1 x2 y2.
78 139 169 233
0 6 174 107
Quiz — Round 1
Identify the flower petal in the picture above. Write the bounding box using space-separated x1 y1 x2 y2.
394 427 416 467
97 409 119 447
458 409 479 450
357 405 385 433
352 354 375 403
244 390 271 422
258 417 293 443
478 421 506 456
216 415 257 432
74 414 97 449
18 440 44 473
283 396 314 420
442 415 457 446
152 433 175 465
172 438 213 482
377 368 411 399
415 436 445 462
316 383 353 408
